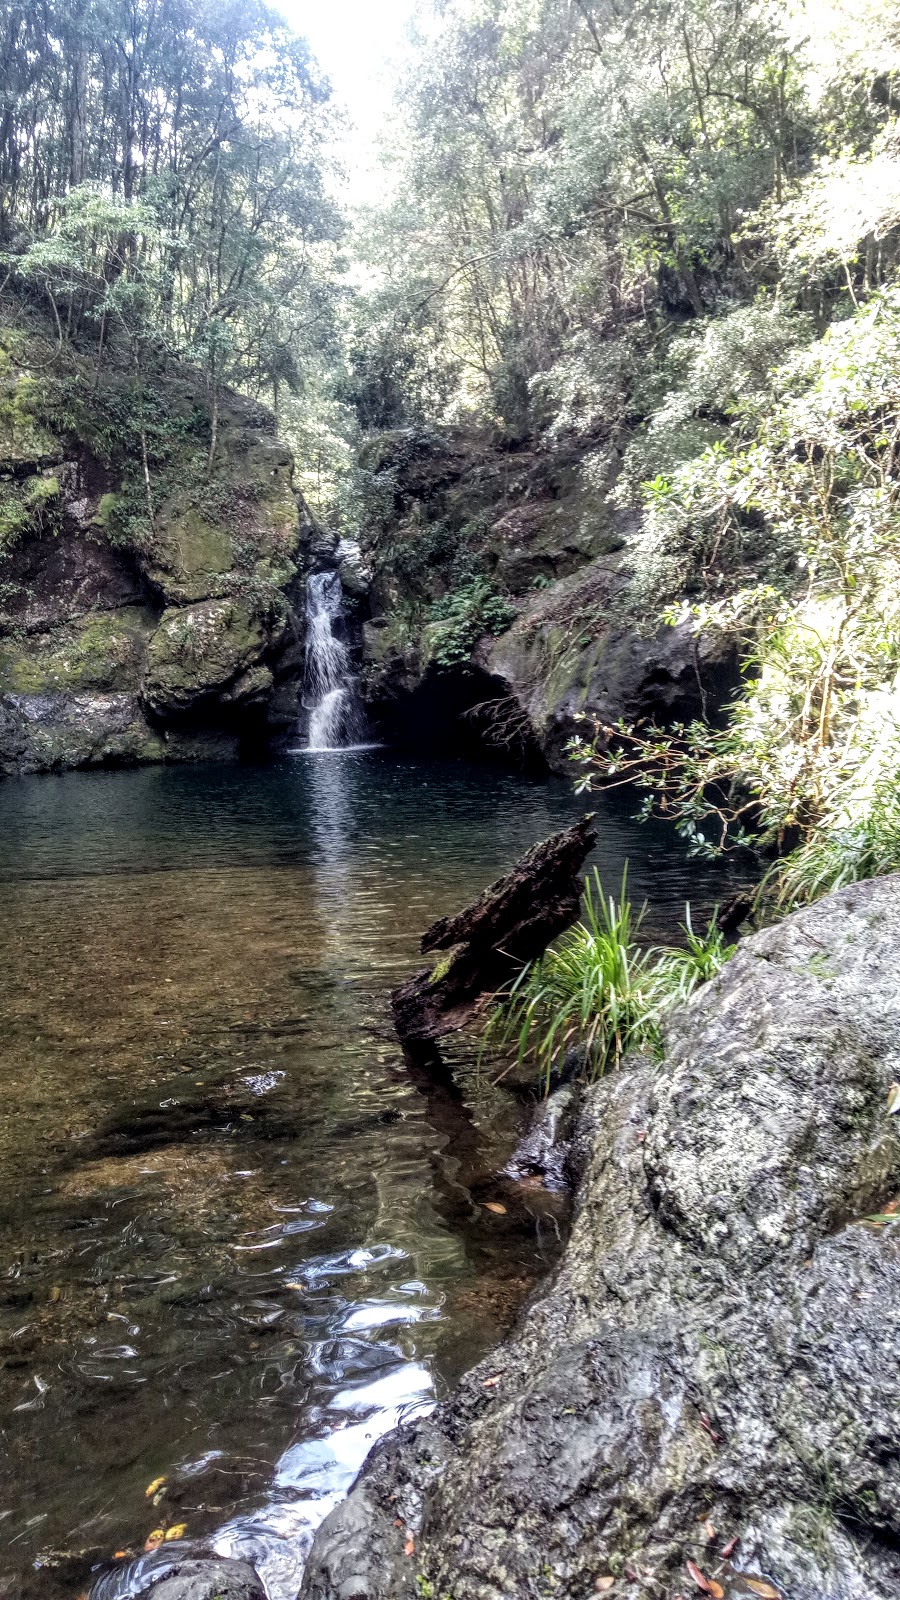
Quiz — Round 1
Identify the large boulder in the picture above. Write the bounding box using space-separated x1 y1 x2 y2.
142 596 286 718
479 553 740 770
301 876 900 1600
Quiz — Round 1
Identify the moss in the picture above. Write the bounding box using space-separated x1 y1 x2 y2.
427 943 467 985
0 471 62 550
0 606 156 693
164 509 234 586
0 369 61 467
94 492 120 527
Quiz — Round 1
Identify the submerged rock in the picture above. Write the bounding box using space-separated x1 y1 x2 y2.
503 1083 581 1191
301 876 900 1600
90 1546 265 1600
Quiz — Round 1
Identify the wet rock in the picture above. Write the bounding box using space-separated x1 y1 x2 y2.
302 876 900 1600
90 1546 265 1600
503 1084 581 1190
0 690 165 774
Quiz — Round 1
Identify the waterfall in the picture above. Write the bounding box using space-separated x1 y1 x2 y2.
301 569 367 751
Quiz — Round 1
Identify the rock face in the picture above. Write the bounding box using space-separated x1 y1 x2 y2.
479 554 741 769
301 876 900 1600
0 326 316 775
355 429 740 771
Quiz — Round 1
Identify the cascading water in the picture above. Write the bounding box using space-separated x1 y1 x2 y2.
301 568 368 751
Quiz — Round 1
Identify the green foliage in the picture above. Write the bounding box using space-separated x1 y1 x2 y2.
0 0 344 473
426 579 516 670
0 473 61 549
768 792 900 911
484 870 734 1092
571 279 900 908
653 908 737 1003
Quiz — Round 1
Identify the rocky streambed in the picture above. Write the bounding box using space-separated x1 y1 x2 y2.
293 875 900 1600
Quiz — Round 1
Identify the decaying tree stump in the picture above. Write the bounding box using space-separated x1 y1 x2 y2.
391 814 597 1043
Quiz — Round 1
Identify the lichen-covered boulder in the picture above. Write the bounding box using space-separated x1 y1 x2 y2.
142 596 286 717
301 876 900 1600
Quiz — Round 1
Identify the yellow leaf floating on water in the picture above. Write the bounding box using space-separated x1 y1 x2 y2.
165 1524 187 1541
145 1477 167 1499
144 1529 165 1551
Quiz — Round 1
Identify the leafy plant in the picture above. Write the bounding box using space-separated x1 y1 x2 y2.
427 578 516 670
652 908 737 1004
767 789 900 911
483 870 733 1093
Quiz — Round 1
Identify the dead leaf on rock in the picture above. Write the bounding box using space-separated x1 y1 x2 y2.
143 1530 165 1552
687 1560 717 1594
404 1536 415 1557
704 1520 716 1542
164 1524 187 1541
484 1202 507 1215
745 1581 781 1599
595 1577 615 1591
886 1082 900 1115
720 1536 739 1558
482 1374 502 1388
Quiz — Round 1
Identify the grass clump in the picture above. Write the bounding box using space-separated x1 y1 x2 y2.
484 868 734 1093
766 791 900 913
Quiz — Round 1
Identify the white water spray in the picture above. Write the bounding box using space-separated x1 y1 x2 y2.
301 569 367 751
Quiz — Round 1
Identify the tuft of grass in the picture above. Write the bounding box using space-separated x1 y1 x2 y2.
652 905 736 1004
483 868 734 1093
765 793 900 912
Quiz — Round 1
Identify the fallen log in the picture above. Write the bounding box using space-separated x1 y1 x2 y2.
391 813 597 1043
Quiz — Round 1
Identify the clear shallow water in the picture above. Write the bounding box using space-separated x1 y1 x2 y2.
0 751 736 1599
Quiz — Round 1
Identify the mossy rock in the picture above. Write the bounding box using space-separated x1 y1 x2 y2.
143 595 286 716
0 367 62 469
0 606 157 694
0 471 62 551
0 690 167 774
145 447 300 604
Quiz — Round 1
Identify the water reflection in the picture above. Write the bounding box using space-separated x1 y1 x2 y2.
0 751 737 1600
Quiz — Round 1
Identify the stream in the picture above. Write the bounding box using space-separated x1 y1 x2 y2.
0 751 736 1599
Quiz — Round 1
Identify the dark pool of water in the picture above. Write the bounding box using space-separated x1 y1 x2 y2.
0 751 737 1599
